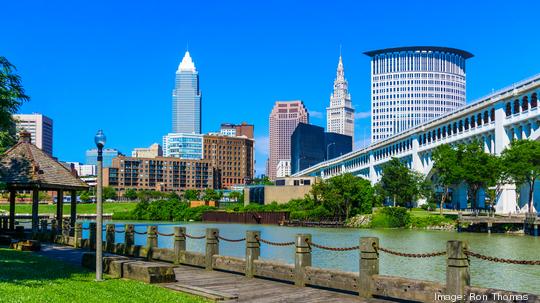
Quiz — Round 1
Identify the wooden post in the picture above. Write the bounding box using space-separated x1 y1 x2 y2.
62 219 70 244
74 222 82 248
50 219 57 242
31 189 39 235
174 226 186 264
9 189 15 230
125 224 134 254
446 240 470 300
106 224 115 253
294 233 311 287
205 228 219 270
245 230 260 278
56 190 64 231
89 222 97 250
359 237 379 298
146 225 157 248
70 190 77 230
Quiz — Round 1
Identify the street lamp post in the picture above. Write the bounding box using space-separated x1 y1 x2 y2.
94 130 106 282
326 142 336 160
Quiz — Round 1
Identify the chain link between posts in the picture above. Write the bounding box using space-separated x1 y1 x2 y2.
181 232 205 240
254 235 294 246
373 243 446 258
305 238 359 251
214 232 246 242
464 250 540 265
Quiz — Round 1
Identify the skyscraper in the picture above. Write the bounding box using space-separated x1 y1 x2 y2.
172 51 202 134
267 100 309 180
326 55 355 143
364 46 472 143
13 114 53 156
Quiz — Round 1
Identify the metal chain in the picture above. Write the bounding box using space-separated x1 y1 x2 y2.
217 235 246 242
156 231 174 237
305 239 359 251
465 250 540 265
182 232 205 240
115 229 126 234
134 230 147 235
374 243 446 258
81 227 90 230
255 235 294 246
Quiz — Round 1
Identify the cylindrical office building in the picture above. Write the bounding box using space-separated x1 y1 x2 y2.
364 46 473 143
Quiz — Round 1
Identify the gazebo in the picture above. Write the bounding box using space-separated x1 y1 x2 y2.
0 131 89 233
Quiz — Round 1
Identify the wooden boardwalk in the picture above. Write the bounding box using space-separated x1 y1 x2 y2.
36 244 388 303
164 264 385 303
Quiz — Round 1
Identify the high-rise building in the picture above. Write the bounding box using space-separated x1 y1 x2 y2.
13 114 53 156
364 46 473 142
104 156 213 195
220 122 254 139
85 148 122 168
203 134 254 189
163 133 203 159
326 56 355 143
291 123 352 174
172 51 202 134
66 162 97 177
268 100 309 180
132 143 162 158
276 160 291 178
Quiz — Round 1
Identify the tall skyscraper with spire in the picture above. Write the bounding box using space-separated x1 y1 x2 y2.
326 55 355 143
172 51 202 134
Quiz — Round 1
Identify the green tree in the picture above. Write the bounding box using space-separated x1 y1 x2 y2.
252 176 274 185
228 191 243 202
378 158 425 208
79 191 92 203
0 57 30 153
310 173 375 220
458 142 501 209
202 188 221 202
432 144 463 214
183 189 200 201
102 186 117 200
124 189 138 200
501 139 540 213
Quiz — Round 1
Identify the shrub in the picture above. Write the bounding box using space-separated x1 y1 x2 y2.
371 207 411 228
409 215 454 228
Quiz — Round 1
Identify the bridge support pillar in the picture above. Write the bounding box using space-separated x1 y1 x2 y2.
294 234 311 286
446 240 470 300
359 237 379 298
174 226 186 264
205 228 219 270
487 222 492 234
245 230 260 278
106 224 115 252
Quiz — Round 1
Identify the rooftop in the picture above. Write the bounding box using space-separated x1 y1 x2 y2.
364 46 473 59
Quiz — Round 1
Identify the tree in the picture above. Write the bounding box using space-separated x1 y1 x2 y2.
228 191 243 202
432 144 462 215
458 142 501 209
252 176 274 185
124 189 138 200
102 186 117 200
310 173 375 220
501 139 540 213
202 188 221 202
183 189 200 201
0 57 30 153
79 191 92 203
378 158 425 208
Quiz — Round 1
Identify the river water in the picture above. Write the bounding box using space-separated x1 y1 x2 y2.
85 221 540 295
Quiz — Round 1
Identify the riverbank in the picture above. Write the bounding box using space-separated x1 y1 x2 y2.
346 207 457 230
0 202 138 215
0 247 208 303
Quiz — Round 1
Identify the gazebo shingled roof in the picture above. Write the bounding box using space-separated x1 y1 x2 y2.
0 131 88 191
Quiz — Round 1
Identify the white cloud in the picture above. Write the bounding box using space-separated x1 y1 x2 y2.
309 110 323 119
355 111 371 119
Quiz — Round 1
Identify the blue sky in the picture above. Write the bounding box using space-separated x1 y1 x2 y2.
3 0 540 175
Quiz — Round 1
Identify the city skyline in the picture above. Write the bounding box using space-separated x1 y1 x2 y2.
5 0 540 175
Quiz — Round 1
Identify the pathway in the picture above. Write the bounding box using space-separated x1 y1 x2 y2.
36 244 390 303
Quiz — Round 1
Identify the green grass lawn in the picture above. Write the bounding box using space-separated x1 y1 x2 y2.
0 202 138 215
0 248 208 303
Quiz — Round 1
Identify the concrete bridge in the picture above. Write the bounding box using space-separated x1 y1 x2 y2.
294 74 540 214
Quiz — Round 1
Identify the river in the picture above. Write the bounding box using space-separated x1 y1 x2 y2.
84 221 540 295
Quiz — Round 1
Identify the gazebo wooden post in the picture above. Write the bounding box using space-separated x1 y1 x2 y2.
32 188 40 234
9 189 16 230
70 190 77 233
56 190 64 232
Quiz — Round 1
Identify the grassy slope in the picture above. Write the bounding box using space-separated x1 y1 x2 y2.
0 248 208 303
0 202 138 214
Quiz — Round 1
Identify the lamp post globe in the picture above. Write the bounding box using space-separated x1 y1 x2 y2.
94 129 105 282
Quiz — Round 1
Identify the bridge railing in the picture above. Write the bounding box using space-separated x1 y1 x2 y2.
34 223 540 303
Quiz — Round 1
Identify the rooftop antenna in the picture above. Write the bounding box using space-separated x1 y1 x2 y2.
186 42 189 51
339 44 342 57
